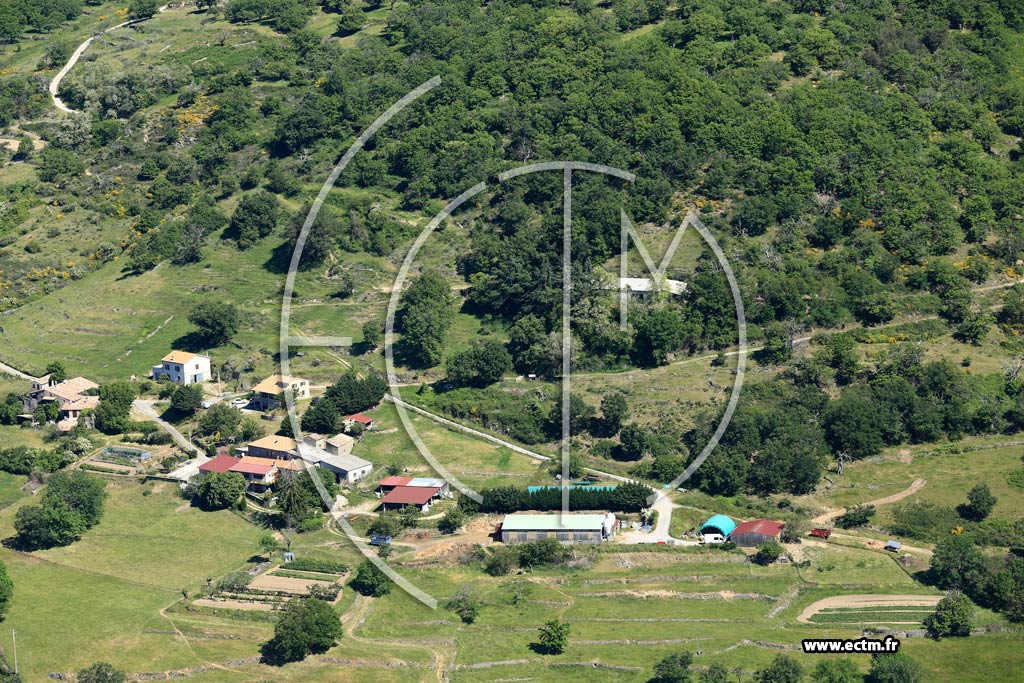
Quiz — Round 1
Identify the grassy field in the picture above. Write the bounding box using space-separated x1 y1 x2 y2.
0 480 261 680
0 458 1018 681
352 401 546 491
795 436 1024 523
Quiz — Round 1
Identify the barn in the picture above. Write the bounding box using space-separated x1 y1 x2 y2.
729 519 784 547
699 514 737 543
380 485 442 512
499 513 618 544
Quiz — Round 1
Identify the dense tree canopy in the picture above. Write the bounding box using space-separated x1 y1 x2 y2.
398 271 456 368
188 300 241 345
260 596 342 664
194 472 247 510
14 471 107 550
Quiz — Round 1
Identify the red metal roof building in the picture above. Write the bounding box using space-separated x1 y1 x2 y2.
227 457 279 490
198 454 240 474
380 485 441 511
729 519 785 547
378 476 412 493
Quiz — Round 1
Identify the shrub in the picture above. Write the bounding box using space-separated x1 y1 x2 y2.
445 587 482 624
835 504 875 529
753 541 783 566
438 507 465 534
925 591 974 639
77 662 127 683
891 502 960 542
653 650 693 683
536 618 569 655
867 653 923 683
297 514 324 533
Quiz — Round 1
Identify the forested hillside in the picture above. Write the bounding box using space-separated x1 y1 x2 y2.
1 0 1023 500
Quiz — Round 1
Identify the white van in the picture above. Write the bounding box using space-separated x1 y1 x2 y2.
699 533 726 544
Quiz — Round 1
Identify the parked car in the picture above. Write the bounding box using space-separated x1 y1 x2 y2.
369 534 392 546
231 397 249 407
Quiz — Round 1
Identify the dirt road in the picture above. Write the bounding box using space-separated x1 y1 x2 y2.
49 6 170 114
0 358 39 382
812 478 926 525
133 399 204 457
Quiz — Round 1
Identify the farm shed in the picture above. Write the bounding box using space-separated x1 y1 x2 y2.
380 485 442 512
378 476 412 493
729 519 784 547
699 514 737 543
317 453 373 485
499 513 618 544
406 477 450 496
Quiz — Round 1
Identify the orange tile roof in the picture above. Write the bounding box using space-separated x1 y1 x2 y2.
247 435 297 452
162 350 198 364
45 377 99 402
253 374 307 394
63 396 100 411
275 459 307 471
231 456 283 476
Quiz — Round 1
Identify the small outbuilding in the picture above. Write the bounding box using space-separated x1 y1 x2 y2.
343 413 375 431
729 519 784 547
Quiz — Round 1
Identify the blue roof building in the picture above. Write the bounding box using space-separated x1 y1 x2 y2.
699 514 737 537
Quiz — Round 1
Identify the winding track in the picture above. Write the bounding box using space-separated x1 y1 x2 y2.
811 477 926 525
48 5 170 114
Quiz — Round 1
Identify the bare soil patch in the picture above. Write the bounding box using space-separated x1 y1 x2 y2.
249 573 337 594
796 594 941 623
192 597 276 612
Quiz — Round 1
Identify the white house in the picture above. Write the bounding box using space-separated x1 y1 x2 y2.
152 351 211 385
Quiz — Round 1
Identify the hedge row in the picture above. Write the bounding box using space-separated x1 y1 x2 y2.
471 483 651 514
281 558 348 574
